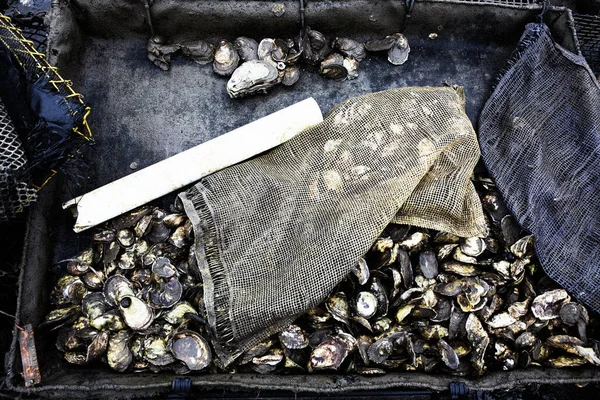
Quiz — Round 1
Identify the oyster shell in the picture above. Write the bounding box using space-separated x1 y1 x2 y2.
169 330 212 370
118 296 154 330
86 330 109 363
355 291 378 319
282 65 300 86
334 37 366 61
302 27 331 65
213 40 240 76
364 35 397 52
279 325 309 349
107 331 132 372
353 257 370 285
227 60 280 98
364 33 410 65
148 277 183 309
144 336 175 366
531 289 570 320
460 237 486 257
163 301 198 325
368 336 393 364
152 256 176 278
308 336 349 371
437 339 459 370
180 40 215 65
103 275 135 307
419 250 439 279
234 36 259 61
325 292 350 325
465 314 489 375
387 34 410 65
66 261 89 276
343 57 359 80
319 53 347 81
146 36 179 71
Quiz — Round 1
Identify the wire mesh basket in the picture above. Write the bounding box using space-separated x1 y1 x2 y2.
0 13 93 221
6 11 48 54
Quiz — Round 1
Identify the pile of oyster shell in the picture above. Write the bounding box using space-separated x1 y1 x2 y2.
146 28 410 98
46 175 600 375
44 208 212 373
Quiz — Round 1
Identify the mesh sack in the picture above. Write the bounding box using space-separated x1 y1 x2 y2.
0 97 37 221
479 23 600 312
180 87 487 365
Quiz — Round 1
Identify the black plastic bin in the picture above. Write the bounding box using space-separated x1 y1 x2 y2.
6 0 599 397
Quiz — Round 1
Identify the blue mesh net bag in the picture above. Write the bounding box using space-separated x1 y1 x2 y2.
479 20 600 312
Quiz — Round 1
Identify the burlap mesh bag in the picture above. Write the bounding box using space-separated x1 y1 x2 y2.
180 87 487 365
479 23 600 312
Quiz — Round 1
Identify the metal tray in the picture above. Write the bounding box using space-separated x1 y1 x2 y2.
7 0 599 397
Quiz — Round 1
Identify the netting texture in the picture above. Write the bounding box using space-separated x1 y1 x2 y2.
574 14 600 76
479 23 600 312
5 12 48 55
0 13 92 190
180 87 487 365
0 98 37 221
